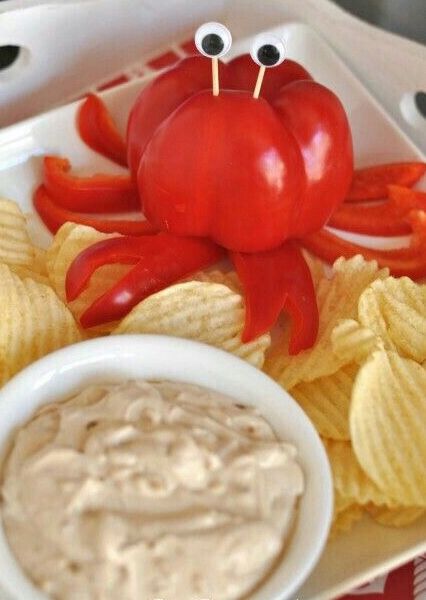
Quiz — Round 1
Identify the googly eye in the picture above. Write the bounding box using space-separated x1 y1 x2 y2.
250 33 285 67
195 22 232 59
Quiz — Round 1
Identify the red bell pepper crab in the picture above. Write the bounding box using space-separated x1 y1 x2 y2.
34 31 426 355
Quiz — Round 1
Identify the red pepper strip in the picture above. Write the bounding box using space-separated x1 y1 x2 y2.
328 185 426 236
66 236 154 301
43 156 139 213
301 211 426 279
388 184 426 207
346 162 426 202
66 233 225 328
231 241 319 355
34 185 156 236
77 94 128 167
408 210 426 245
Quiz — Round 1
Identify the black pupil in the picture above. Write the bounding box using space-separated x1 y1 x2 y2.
202 33 224 56
0 45 20 71
257 44 280 66
414 91 426 118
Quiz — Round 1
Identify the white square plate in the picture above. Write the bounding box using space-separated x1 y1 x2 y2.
0 22 425 600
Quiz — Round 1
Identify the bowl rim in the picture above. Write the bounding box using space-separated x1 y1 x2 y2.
0 335 333 600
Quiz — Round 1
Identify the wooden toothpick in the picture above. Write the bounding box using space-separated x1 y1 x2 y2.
253 65 266 99
212 57 219 96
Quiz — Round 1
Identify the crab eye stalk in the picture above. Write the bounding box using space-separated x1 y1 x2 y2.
195 22 232 96
250 33 286 99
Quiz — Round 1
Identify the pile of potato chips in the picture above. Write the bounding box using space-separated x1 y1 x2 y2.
1 196 425 538
266 254 426 536
0 200 82 384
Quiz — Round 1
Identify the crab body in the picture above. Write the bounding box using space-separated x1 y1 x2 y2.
139 90 305 252
129 55 353 251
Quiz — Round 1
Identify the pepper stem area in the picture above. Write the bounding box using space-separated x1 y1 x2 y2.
212 57 219 96
253 66 266 99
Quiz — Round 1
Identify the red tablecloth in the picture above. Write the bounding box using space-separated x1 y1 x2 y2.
339 555 426 599
55 39 426 600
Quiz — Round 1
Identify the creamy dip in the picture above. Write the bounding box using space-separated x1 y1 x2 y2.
1 381 304 600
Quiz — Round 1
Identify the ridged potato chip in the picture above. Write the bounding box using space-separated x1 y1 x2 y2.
32 246 48 277
365 505 425 527
0 198 34 268
358 277 426 363
265 256 389 389
191 269 241 293
331 319 381 365
292 364 358 441
9 265 50 286
323 439 399 507
330 504 363 539
113 281 270 368
0 265 82 384
10 244 50 286
335 494 353 515
351 350 426 506
46 224 131 334
45 222 77 277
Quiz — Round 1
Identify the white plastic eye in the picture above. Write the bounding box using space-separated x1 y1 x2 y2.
195 22 232 59
250 33 286 67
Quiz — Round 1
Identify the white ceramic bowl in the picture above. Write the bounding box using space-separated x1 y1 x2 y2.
0 335 333 600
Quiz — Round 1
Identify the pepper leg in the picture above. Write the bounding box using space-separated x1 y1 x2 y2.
302 210 426 280
66 233 224 328
77 94 128 167
231 241 319 355
66 236 156 301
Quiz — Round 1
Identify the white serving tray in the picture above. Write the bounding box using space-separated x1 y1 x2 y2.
1 0 426 153
0 21 425 600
